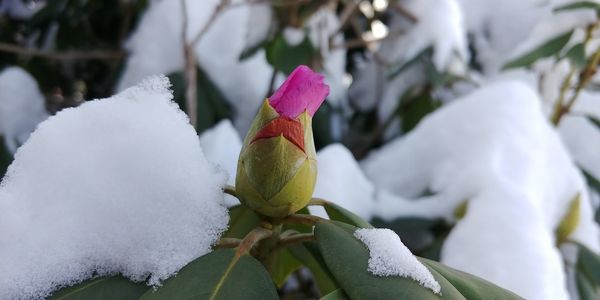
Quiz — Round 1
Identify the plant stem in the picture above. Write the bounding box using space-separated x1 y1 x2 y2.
308 197 328 206
274 233 315 251
215 238 242 249
223 185 238 198
236 227 273 255
281 214 328 226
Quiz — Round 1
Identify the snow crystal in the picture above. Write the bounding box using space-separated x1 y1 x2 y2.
118 0 273 132
0 67 48 153
199 119 242 207
312 144 375 219
0 76 229 299
354 228 441 294
362 81 599 299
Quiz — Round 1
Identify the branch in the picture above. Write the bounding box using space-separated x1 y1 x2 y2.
215 237 242 249
0 42 123 61
281 214 328 226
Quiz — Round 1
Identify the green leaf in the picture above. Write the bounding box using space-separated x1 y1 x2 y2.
419 258 522 300
564 43 587 67
288 241 339 295
265 34 315 75
49 276 148 300
141 249 278 300
577 242 600 285
323 201 374 229
400 92 442 133
577 270 599 300
586 115 600 131
315 221 523 299
314 221 464 299
222 205 261 239
581 168 600 195
271 249 303 288
320 289 350 300
554 1 600 13
503 30 574 69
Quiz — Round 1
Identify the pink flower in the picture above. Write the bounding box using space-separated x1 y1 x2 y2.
268 65 330 118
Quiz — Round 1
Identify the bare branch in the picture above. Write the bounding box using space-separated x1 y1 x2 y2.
0 42 123 61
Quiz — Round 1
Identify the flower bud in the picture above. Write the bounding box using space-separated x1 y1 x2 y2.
235 65 329 217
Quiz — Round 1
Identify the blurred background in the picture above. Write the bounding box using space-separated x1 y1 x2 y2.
1 0 600 299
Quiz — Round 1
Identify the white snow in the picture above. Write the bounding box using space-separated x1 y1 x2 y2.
199 119 242 207
379 0 468 71
118 0 273 132
0 76 229 299
559 91 600 181
362 80 600 299
354 228 441 294
0 67 49 153
312 144 375 220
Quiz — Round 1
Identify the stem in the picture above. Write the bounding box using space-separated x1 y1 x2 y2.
223 185 238 198
275 233 315 250
215 238 242 249
308 197 328 206
236 227 273 255
281 214 328 226
256 223 283 272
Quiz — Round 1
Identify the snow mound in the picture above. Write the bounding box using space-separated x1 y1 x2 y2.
354 228 441 294
312 144 375 220
199 119 242 207
362 80 599 299
0 67 48 153
0 76 229 299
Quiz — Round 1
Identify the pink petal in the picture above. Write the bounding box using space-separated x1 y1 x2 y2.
269 65 330 118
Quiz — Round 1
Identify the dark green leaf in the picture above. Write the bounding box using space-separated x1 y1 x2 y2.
420 258 522 300
581 168 600 195
577 270 599 300
271 249 303 288
586 115 600 131
222 205 261 239
314 221 464 299
141 249 278 300
503 30 574 69
577 242 600 285
320 289 350 300
323 201 373 229
564 43 586 67
288 242 338 295
50 276 148 300
554 1 600 13
265 34 315 75
400 93 442 133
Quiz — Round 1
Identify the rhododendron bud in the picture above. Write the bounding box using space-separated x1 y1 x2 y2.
236 65 329 218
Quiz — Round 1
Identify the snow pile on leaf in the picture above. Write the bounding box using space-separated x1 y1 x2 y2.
199 119 242 207
354 228 441 294
118 0 272 131
0 67 48 153
0 76 229 299
362 80 599 299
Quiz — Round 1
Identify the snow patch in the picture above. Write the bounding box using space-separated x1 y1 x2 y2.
0 67 48 153
362 80 599 299
354 228 441 294
0 76 229 299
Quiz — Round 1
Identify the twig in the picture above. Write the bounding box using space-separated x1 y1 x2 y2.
224 185 238 198
0 42 123 61
181 0 198 128
281 214 328 226
190 0 231 46
215 237 242 249
237 227 273 255
275 233 315 250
